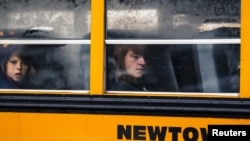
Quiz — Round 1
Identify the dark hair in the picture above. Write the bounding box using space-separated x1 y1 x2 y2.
113 44 150 69
113 44 150 81
1 44 35 80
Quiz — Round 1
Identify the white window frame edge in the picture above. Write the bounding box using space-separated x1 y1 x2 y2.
105 39 240 44
0 40 90 44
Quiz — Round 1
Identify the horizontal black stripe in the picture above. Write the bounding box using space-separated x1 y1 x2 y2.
0 94 250 118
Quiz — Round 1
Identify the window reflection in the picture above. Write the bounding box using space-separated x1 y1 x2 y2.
106 0 240 39
106 0 240 93
0 44 90 90
108 9 158 31
0 0 90 39
106 43 239 93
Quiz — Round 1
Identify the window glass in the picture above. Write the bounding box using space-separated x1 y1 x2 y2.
0 0 90 91
106 0 240 39
106 43 239 93
0 44 89 90
106 0 240 93
0 0 90 39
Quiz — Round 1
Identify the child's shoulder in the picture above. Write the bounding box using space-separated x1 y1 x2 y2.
0 77 19 89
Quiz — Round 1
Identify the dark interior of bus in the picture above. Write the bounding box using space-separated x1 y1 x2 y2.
106 27 240 93
0 0 240 92
0 29 89 90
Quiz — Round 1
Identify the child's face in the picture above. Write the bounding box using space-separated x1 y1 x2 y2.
6 53 29 82
124 49 146 78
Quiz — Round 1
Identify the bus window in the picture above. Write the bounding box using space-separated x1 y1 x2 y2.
105 0 240 94
0 0 91 93
106 0 240 39
0 44 90 90
106 43 239 93
0 0 90 39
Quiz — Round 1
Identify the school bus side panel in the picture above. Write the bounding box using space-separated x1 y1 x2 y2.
1 112 250 141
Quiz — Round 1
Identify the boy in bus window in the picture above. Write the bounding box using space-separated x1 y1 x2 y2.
110 45 153 91
0 45 35 89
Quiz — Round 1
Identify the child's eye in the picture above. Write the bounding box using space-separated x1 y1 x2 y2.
9 60 17 64
22 61 28 66
132 55 139 59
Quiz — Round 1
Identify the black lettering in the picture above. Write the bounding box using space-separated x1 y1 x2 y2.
148 126 167 141
134 126 146 140
169 127 181 141
117 125 131 139
200 128 208 141
183 127 198 141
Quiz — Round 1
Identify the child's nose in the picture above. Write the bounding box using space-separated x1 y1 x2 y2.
138 57 145 64
16 62 22 69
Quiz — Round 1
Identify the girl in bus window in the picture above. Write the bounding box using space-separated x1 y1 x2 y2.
0 45 35 89
110 45 153 91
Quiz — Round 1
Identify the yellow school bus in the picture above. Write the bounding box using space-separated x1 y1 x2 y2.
0 0 250 141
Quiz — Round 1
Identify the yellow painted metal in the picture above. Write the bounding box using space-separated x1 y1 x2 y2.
90 0 105 95
0 113 88 141
240 0 250 98
0 1 250 140
0 0 246 97
0 112 250 141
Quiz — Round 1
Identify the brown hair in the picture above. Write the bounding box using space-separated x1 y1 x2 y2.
113 44 150 79
113 44 150 69
1 45 36 79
